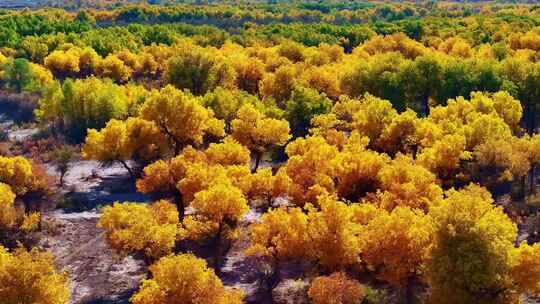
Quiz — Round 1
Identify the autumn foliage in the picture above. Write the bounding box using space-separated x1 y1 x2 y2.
0 246 70 304
131 253 244 304
97 200 179 260
308 272 364 304
3 2 540 304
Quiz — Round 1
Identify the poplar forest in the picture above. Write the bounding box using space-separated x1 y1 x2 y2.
1 1 540 303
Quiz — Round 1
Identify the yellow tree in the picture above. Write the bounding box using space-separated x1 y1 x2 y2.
305 65 341 99
278 40 306 63
231 55 265 95
375 155 443 211
97 200 179 260
359 205 434 304
438 37 473 58
512 242 540 297
246 206 309 298
306 194 362 270
0 156 44 235
247 207 309 260
77 47 101 76
179 182 249 273
131 253 244 304
473 91 523 133
0 183 18 230
247 195 362 298
0 156 37 196
311 96 365 134
95 54 132 83
176 162 230 204
0 182 40 234
202 87 260 130
44 48 81 78
250 192 362 270
139 85 225 154
0 245 70 304
137 52 159 78
473 137 531 188
204 137 251 167
136 160 178 197
308 272 364 304
82 118 168 179
243 168 291 210
231 104 290 171
332 133 389 201
420 91 523 189
351 93 398 151
417 134 470 184
260 64 297 104
358 33 426 59
136 142 248 219
283 132 380 204
136 156 195 220
117 49 141 76
427 184 520 304
464 112 513 151
377 109 422 156
28 62 55 91
282 136 339 204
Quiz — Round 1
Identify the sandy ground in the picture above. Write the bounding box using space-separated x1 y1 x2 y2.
38 210 147 304
39 161 151 304
46 160 152 211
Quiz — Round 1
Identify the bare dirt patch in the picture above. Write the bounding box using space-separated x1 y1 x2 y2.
38 211 147 304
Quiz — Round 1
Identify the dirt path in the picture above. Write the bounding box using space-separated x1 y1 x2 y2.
38 211 147 304
37 161 152 304
220 209 269 303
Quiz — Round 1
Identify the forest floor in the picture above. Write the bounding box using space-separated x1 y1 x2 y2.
1 105 539 304
37 162 149 304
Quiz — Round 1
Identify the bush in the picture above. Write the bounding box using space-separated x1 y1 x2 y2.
308 272 364 304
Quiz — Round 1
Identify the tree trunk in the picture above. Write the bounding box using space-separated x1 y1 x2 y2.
174 194 185 221
213 222 224 276
119 160 135 180
265 259 281 304
411 144 419 159
59 171 65 186
530 165 536 194
531 102 537 135
160 125 182 155
263 197 273 212
422 92 430 117
406 278 414 304
174 141 181 156
252 152 262 173
521 175 527 199
399 278 413 304
526 102 536 135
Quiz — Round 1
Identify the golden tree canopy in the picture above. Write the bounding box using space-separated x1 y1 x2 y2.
0 246 70 304
131 253 244 304
98 200 179 259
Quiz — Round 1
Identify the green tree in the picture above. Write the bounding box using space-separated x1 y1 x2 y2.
3 58 34 93
285 86 333 137
427 185 520 304
165 47 235 95
399 55 442 115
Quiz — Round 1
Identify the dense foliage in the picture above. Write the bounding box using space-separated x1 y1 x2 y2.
2 1 540 304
